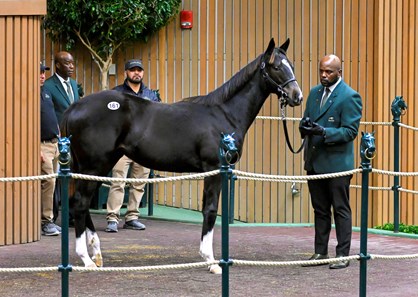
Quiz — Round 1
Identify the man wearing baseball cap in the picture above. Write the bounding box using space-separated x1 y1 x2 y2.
40 62 61 236
40 64 50 72
124 59 144 71
105 59 161 233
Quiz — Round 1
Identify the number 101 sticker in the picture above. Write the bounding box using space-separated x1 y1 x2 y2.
107 101 120 110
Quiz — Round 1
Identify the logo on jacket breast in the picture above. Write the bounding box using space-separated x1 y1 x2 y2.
328 116 335 122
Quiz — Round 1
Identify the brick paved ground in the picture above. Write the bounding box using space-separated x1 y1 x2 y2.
0 213 418 297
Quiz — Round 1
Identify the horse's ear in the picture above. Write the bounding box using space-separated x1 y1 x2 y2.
361 131 365 136
279 38 290 53
265 38 276 64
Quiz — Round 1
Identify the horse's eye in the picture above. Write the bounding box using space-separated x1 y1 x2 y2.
273 65 279 70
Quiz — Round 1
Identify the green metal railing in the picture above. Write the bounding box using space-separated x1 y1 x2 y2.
57 137 72 297
390 95 407 233
359 133 375 297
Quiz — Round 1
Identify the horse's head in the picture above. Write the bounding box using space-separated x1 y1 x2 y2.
219 132 239 165
360 131 376 161
261 38 303 107
391 95 407 118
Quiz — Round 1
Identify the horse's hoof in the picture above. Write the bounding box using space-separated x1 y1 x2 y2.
94 254 103 267
85 263 97 268
209 264 222 274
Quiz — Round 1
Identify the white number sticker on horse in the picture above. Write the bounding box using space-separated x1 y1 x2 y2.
107 102 120 110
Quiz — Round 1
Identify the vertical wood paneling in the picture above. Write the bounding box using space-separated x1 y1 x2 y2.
299 0 312 224
406 0 416 225
37 0 418 227
0 17 5 245
5 17 14 244
0 16 42 245
268 1 279 223
13 17 22 243
21 18 28 243
189 0 201 211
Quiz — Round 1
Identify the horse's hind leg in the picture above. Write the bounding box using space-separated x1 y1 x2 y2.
75 231 96 268
73 179 102 267
86 212 103 267
199 175 222 274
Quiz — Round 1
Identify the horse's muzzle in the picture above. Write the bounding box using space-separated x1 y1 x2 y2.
287 94 303 107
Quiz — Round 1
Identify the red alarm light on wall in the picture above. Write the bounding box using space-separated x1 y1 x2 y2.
180 10 193 29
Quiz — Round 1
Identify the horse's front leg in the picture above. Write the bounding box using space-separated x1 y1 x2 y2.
199 175 222 274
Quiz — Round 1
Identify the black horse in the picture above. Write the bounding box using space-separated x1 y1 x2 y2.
61 38 303 273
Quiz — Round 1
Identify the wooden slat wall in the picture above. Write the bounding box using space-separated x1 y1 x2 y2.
41 0 418 227
0 14 43 245
373 0 418 227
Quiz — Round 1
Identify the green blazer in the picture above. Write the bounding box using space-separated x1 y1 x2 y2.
43 74 80 124
301 80 362 173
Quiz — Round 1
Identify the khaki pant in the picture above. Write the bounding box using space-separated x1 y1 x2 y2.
106 155 150 222
41 142 58 223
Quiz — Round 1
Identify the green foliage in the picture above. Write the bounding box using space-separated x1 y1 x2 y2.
374 223 418 234
44 0 181 59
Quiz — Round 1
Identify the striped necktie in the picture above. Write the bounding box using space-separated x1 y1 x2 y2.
64 81 74 103
320 87 331 109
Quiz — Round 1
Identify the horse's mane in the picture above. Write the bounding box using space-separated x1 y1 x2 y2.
182 54 263 105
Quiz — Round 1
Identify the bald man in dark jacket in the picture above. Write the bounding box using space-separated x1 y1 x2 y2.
43 51 80 124
299 54 362 269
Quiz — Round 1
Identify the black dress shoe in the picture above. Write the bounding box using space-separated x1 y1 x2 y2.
301 253 329 267
329 255 350 269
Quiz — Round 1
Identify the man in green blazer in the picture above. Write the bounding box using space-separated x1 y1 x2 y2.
43 51 80 124
43 51 80 226
299 54 362 269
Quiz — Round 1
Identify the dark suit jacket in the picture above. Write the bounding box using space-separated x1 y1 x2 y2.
43 74 80 124
302 80 362 173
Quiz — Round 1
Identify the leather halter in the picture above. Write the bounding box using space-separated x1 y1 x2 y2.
260 61 296 108
260 59 304 154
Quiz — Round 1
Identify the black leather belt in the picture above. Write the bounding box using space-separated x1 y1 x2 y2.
41 138 58 143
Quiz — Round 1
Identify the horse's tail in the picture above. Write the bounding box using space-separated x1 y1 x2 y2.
60 109 70 138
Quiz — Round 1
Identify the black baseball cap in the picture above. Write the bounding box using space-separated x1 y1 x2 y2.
125 59 144 71
40 62 50 72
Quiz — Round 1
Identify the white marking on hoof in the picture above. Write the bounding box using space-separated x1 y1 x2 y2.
76 231 96 267
209 264 222 274
86 262 97 268
199 230 214 261
94 253 103 267
87 229 103 267
200 230 221 274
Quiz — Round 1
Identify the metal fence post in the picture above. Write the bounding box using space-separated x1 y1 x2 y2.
148 169 154 216
390 96 407 233
57 137 72 297
218 133 238 297
229 165 236 224
359 132 376 297
220 156 231 297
